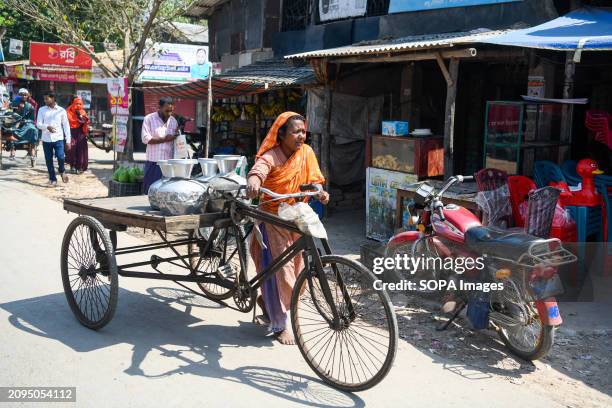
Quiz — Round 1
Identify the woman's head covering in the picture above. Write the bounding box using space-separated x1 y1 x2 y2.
254 111 324 213
12 96 24 105
256 111 304 158
66 97 89 132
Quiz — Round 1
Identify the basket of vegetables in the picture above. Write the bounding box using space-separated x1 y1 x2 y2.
109 165 144 197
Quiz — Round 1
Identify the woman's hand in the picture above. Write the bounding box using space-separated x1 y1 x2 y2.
317 190 330 205
246 176 261 199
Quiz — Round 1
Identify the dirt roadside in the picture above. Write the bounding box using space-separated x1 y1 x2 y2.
1 146 610 408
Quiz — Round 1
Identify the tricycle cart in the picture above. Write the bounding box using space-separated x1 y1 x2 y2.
61 192 397 391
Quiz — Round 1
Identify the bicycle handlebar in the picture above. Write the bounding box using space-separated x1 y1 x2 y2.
259 184 322 200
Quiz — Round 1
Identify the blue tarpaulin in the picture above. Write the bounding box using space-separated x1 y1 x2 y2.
479 7 612 51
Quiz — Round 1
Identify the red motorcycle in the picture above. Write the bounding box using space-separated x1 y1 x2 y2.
385 175 576 360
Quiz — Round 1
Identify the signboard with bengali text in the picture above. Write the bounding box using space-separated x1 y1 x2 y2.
29 42 93 69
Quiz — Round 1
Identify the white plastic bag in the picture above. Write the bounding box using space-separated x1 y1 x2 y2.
278 202 328 239
174 133 188 158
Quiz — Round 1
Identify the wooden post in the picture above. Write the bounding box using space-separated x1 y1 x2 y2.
321 85 332 218
443 58 459 178
205 65 213 158
559 51 575 162
255 93 262 150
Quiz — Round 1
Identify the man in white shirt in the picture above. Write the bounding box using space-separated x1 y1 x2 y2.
36 92 71 186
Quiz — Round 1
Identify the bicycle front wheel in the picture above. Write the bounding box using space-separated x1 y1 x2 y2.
291 255 398 392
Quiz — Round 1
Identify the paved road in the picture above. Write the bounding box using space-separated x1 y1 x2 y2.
0 179 563 408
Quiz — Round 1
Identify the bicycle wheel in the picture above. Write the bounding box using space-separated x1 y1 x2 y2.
291 255 398 392
61 216 118 329
196 226 245 300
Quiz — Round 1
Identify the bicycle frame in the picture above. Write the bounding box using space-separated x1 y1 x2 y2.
234 201 355 329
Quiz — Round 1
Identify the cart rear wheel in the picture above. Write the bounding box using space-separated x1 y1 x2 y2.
196 227 243 300
291 255 398 392
61 216 118 329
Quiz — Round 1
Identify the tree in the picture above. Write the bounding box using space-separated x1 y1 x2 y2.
5 0 200 159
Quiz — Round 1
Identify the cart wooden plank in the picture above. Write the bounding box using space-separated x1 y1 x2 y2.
63 195 224 232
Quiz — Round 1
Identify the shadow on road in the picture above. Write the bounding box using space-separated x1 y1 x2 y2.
1 286 364 408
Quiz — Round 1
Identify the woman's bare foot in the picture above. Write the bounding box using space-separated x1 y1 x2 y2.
276 330 295 345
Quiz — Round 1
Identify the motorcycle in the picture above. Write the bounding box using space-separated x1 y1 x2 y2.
385 175 576 360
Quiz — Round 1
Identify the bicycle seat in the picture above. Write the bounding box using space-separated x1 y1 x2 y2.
464 226 542 260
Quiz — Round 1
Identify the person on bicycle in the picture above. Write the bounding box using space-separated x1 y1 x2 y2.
8 96 37 160
246 111 330 345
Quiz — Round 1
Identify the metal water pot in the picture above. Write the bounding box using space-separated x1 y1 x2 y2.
157 178 208 216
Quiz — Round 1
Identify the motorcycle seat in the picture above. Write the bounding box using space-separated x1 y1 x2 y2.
464 226 543 260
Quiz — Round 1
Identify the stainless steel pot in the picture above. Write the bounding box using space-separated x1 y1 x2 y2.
213 155 242 175
202 175 241 213
147 177 170 210
197 158 218 178
168 159 198 179
157 160 174 178
157 178 208 215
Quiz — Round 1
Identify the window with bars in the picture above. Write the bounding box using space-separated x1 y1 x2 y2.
366 0 389 16
282 0 313 31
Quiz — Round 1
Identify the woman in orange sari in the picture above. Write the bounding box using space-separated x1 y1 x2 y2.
65 96 90 173
246 112 329 345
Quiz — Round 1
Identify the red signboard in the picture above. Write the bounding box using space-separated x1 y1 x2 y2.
29 42 92 69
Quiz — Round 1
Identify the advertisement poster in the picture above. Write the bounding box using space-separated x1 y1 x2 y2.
76 90 92 109
29 42 93 69
113 115 129 153
107 77 129 116
140 43 211 83
9 39 23 56
389 0 520 13
319 0 367 22
366 167 418 241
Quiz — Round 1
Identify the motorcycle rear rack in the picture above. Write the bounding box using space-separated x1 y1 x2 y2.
495 238 577 268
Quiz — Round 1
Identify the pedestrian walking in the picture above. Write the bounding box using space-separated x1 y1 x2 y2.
65 95 90 174
36 92 71 186
141 97 179 193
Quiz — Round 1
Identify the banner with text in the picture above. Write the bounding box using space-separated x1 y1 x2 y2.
319 0 367 22
107 77 129 116
140 43 211 83
29 42 93 69
389 0 521 13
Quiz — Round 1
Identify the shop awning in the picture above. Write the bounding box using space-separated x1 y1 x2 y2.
285 29 506 60
473 7 612 51
138 59 316 99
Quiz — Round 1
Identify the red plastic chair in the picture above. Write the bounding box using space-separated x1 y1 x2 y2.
508 175 577 242
508 175 536 228
585 110 612 150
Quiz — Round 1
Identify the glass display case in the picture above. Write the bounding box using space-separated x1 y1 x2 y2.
371 135 444 177
484 101 569 175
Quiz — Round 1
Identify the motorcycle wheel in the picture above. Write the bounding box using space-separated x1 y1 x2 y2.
498 321 554 361
494 276 555 360
384 237 442 297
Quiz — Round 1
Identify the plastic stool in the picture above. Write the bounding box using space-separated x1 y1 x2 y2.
566 205 603 274
534 161 566 188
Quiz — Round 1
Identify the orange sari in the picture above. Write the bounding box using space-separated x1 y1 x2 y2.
248 112 325 330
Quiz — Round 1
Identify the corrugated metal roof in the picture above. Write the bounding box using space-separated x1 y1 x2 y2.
184 0 228 17
218 59 315 85
139 59 315 99
285 29 511 59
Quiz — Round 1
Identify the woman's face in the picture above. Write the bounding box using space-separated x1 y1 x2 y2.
279 119 306 153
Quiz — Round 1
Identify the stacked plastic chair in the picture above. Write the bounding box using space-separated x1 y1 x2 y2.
508 175 577 241
585 110 612 150
475 168 511 228
524 187 561 239
533 160 566 188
